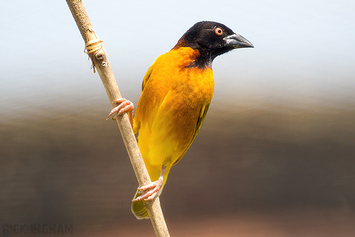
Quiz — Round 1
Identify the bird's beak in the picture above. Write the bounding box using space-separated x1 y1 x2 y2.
224 33 254 48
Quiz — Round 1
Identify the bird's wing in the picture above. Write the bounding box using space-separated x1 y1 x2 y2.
141 56 161 91
172 102 210 165
133 59 157 134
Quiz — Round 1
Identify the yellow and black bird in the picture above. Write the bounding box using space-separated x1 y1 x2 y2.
107 21 253 219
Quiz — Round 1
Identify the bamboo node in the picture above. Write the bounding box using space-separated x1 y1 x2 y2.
84 38 104 72
84 38 103 55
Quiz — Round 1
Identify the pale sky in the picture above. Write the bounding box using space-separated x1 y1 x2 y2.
1 0 354 115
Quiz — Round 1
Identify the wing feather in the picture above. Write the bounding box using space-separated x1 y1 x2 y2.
172 102 210 165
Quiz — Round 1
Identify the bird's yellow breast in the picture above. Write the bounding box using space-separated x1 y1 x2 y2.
133 47 214 170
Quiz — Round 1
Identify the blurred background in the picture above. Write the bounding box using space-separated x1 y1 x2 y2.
1 0 355 236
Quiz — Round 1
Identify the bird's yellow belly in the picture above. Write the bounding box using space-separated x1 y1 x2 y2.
137 67 214 169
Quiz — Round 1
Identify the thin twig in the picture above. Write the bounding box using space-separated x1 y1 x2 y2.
65 1 170 236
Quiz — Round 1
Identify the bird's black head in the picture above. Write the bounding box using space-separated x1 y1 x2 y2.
174 21 253 68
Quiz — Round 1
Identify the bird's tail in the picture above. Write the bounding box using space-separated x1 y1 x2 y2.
131 183 167 220
131 190 150 220
131 165 170 219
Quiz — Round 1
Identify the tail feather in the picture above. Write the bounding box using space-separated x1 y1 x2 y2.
131 190 149 220
130 166 169 220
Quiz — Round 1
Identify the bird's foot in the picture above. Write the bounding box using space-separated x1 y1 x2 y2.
132 178 163 202
106 98 134 123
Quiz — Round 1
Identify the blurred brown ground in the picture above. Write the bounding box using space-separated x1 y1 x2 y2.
1 101 354 236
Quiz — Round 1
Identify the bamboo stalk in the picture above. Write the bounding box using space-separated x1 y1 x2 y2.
65 1 170 236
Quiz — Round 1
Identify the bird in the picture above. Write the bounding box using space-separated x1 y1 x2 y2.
107 21 253 219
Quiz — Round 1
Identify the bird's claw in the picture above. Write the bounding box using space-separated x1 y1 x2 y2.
106 98 134 120
132 179 163 202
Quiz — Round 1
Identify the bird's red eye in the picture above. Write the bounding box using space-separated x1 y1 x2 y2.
215 27 223 36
